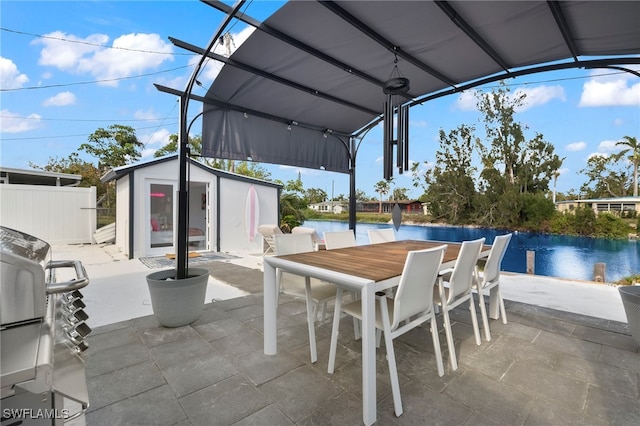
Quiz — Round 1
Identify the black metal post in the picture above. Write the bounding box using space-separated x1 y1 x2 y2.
175 0 246 279
349 137 357 232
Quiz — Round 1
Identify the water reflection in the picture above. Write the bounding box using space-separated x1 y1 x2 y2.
303 220 639 283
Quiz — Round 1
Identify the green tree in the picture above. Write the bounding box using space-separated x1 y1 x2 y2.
305 188 327 204
374 179 391 213
423 125 477 224
579 154 628 198
614 135 639 196
80 124 143 174
392 187 410 201
29 153 104 199
475 82 562 196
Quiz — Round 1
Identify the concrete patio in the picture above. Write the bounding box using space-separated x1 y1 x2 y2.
82 257 640 426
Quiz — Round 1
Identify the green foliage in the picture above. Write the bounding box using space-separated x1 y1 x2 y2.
614 135 639 196
29 152 113 206
594 213 632 238
549 208 629 238
280 215 302 232
305 188 327 204
424 125 478 223
617 274 640 285
81 124 143 173
580 154 629 198
520 193 556 228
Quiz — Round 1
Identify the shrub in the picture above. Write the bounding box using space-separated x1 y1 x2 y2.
594 213 631 238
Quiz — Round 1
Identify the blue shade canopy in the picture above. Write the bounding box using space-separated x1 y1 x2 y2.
162 1 640 173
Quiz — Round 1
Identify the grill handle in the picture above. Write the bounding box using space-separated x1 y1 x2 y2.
45 260 90 294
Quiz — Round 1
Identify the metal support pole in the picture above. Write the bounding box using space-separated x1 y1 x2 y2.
349 137 357 232
175 0 246 279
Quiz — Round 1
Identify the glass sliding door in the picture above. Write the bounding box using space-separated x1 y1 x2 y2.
149 183 175 249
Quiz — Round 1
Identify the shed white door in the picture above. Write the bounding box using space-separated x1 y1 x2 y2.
147 181 176 256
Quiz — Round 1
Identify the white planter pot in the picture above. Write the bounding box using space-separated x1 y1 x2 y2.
146 268 209 327
619 285 640 346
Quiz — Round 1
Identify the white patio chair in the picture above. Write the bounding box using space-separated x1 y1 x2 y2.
323 229 362 340
435 237 484 371
475 233 512 341
258 224 282 255
367 228 396 244
274 233 337 363
327 245 447 417
323 230 356 250
291 226 324 250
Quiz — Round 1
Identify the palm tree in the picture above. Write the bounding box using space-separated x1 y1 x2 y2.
615 135 639 197
374 179 391 214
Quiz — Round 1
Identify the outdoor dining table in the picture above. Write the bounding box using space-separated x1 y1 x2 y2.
263 239 490 425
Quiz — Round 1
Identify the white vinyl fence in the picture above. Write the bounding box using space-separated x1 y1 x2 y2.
0 184 96 244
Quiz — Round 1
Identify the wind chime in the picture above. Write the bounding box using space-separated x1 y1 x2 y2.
382 55 410 181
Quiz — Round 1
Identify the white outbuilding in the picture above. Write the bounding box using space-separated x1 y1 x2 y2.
101 156 281 259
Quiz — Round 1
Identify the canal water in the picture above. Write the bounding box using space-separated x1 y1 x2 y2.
303 220 640 283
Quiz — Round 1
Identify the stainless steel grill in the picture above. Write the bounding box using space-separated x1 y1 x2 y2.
1 226 91 425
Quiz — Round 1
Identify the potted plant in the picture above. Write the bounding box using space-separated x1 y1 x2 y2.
146 267 209 328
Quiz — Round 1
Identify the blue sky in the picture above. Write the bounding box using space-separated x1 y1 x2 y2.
1 1 638 200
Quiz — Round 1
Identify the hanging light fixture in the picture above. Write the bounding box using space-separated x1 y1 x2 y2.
382 54 410 180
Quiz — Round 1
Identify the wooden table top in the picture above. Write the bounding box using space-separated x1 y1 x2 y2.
276 240 464 283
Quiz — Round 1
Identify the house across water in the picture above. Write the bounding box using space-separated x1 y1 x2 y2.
556 196 640 216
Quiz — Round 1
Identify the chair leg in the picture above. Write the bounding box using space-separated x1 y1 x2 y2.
304 277 318 363
429 313 445 377
379 299 402 417
468 297 481 346
477 288 492 341
442 308 458 371
320 301 328 321
327 287 344 374
498 288 508 324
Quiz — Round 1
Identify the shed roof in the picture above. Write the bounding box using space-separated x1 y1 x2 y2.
100 155 282 189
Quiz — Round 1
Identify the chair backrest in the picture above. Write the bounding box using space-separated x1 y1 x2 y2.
367 228 396 244
482 234 512 287
291 226 323 245
274 233 314 256
447 238 485 301
258 224 283 237
391 245 447 330
323 230 356 250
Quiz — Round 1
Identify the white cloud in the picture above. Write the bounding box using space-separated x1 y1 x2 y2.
33 31 174 87
0 109 41 133
0 57 29 89
134 109 161 121
565 141 586 152
579 78 640 107
514 85 565 111
42 91 76 107
587 152 609 160
455 85 565 112
613 118 624 126
410 119 428 128
455 90 477 111
34 31 107 69
598 139 621 153
141 128 172 148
